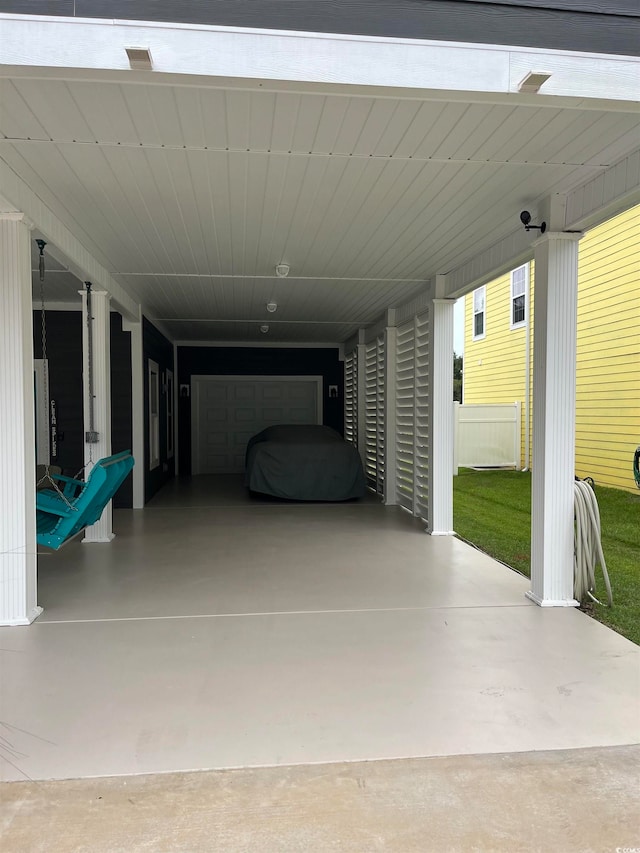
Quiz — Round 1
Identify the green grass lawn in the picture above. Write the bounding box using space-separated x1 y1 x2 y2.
453 468 640 645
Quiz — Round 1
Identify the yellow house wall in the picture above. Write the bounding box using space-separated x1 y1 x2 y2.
463 265 534 469
575 205 640 492
463 204 639 492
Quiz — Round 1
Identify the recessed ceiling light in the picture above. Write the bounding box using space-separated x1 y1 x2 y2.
518 72 551 94
275 263 290 278
266 301 278 313
260 324 269 333
125 47 153 70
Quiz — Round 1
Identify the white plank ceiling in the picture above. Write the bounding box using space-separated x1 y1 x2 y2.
3 77 639 342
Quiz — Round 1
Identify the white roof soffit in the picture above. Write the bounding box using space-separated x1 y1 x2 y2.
1 13 639 336
445 147 640 298
0 13 639 103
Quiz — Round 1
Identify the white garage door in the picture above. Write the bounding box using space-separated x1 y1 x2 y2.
191 375 322 474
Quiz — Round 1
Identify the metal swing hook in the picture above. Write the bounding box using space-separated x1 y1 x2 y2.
36 238 47 281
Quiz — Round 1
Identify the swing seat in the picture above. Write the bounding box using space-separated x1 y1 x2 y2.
36 450 134 549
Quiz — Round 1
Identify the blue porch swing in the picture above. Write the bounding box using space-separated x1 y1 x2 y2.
36 451 134 549
34 240 134 549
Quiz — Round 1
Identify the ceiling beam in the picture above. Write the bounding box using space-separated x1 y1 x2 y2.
173 340 342 348
0 158 140 321
2 66 638 114
564 147 640 231
1 14 638 102
443 226 535 299
157 318 370 324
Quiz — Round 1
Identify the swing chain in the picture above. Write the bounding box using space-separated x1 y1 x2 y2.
84 281 99 460
35 239 78 512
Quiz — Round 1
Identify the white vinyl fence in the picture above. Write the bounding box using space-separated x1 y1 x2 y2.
454 402 521 470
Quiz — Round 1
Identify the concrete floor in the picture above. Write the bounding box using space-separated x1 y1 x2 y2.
2 747 639 852
1 475 639 847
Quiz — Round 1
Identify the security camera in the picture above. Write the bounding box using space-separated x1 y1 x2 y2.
519 210 546 233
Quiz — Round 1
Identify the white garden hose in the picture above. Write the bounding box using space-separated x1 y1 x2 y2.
574 479 612 606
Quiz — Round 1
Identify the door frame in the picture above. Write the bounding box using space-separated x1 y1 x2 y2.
190 374 324 475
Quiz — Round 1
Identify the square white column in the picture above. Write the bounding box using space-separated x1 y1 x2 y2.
123 317 145 508
428 298 456 535
0 214 41 625
79 288 114 542
527 232 582 607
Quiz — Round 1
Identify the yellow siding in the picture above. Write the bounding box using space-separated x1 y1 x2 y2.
575 204 640 492
464 203 640 492
463 265 534 468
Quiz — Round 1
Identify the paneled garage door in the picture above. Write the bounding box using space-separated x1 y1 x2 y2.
191 375 322 474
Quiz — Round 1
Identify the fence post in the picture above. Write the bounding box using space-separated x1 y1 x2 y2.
453 401 460 476
514 401 522 469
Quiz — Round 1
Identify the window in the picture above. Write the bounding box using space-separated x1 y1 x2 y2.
511 264 528 328
148 359 160 470
473 286 486 339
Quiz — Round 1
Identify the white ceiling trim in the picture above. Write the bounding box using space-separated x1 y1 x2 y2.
112 272 424 282
162 314 369 326
1 14 639 102
564 147 640 230
445 225 539 299
2 67 637 116
0 138 615 169
175 340 341 349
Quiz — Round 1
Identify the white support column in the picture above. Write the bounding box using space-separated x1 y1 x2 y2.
80 288 114 542
0 214 42 625
123 316 145 508
428 295 456 535
527 232 582 607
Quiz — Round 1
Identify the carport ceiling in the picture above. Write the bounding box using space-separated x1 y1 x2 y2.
4 76 639 342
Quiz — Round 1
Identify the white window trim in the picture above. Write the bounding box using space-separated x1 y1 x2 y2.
148 359 160 471
510 264 529 330
472 285 486 341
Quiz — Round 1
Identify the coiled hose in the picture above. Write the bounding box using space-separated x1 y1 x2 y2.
574 479 612 606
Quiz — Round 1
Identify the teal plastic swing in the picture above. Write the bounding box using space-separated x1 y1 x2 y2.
36 450 134 549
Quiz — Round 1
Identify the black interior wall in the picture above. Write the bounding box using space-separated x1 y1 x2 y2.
143 316 175 501
33 310 133 508
110 312 133 508
177 346 344 476
33 311 83 476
